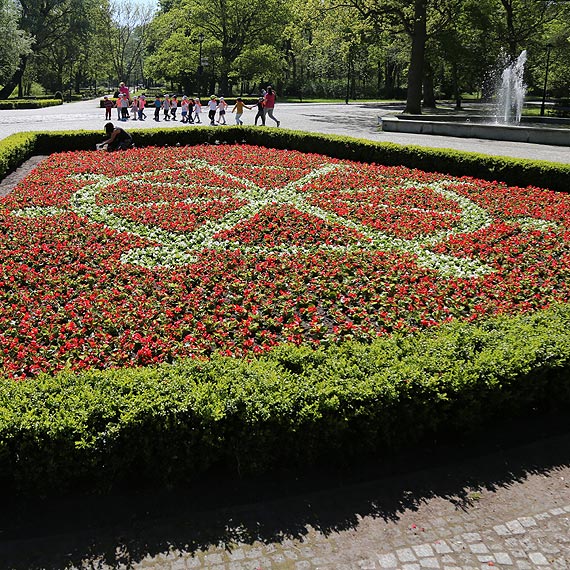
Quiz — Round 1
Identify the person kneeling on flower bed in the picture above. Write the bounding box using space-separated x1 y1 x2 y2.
98 122 134 152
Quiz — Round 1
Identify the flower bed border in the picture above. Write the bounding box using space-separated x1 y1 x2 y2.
1 127 569 493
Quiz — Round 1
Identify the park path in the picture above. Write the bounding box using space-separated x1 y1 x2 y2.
0 98 568 163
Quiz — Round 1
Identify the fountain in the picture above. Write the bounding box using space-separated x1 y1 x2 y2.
380 49 570 146
495 50 527 124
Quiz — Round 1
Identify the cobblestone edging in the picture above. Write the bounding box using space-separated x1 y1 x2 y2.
130 506 569 570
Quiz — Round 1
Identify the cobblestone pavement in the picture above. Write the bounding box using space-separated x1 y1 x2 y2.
0 99 568 163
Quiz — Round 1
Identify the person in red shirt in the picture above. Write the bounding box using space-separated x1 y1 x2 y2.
103 96 114 120
118 82 130 100
263 86 280 127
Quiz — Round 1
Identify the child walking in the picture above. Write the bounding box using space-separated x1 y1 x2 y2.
170 95 178 120
103 96 114 121
163 94 171 121
217 97 228 124
193 98 202 123
254 97 265 125
131 96 138 120
153 95 162 121
231 97 252 125
207 95 218 125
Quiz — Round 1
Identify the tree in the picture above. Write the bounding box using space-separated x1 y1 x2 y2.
177 0 290 94
28 0 109 94
232 45 286 94
0 0 114 98
0 0 33 89
100 0 155 85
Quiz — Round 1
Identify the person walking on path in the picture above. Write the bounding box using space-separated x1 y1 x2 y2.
181 96 190 123
232 97 252 125
254 96 265 126
118 82 130 100
193 98 202 123
163 95 171 121
116 94 123 121
263 86 280 127
153 95 162 121
119 93 130 121
217 97 228 124
170 96 178 120
130 96 138 120
103 96 114 121
207 95 218 125
138 95 147 120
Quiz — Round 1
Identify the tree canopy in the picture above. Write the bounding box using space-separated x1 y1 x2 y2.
0 0 568 110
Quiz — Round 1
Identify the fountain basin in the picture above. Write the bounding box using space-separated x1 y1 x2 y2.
380 115 570 146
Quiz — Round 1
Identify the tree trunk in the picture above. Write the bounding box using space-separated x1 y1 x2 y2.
219 71 229 96
0 57 28 99
422 59 436 108
403 0 427 114
452 63 462 109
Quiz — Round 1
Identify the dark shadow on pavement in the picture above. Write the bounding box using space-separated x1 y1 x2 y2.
1 409 569 569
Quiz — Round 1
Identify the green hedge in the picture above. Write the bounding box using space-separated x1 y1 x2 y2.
10 126 567 193
0 304 569 493
0 127 569 493
0 132 38 181
0 99 63 110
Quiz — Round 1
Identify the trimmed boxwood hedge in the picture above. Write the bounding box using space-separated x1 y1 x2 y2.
0 126 569 493
0 99 63 110
1 304 569 493
2 125 568 192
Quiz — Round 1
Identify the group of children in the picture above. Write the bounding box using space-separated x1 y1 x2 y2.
102 85 280 127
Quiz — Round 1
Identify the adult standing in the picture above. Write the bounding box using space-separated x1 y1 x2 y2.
263 86 280 127
119 82 130 100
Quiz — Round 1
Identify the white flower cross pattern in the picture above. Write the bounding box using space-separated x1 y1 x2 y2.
14 155 543 279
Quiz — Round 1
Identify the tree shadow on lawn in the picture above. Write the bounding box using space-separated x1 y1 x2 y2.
1 409 569 569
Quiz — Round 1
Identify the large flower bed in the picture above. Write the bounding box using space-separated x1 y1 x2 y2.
1 144 569 379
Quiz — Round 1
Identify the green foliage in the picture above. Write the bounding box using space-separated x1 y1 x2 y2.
0 0 33 85
3 126 570 193
0 303 569 493
0 132 37 180
0 127 570 494
0 99 63 109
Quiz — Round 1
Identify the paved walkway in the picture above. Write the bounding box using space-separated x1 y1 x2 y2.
0 99 568 163
0 100 569 570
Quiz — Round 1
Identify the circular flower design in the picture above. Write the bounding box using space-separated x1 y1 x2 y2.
1 144 569 378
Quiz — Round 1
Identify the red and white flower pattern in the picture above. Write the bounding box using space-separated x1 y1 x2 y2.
1 144 568 378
